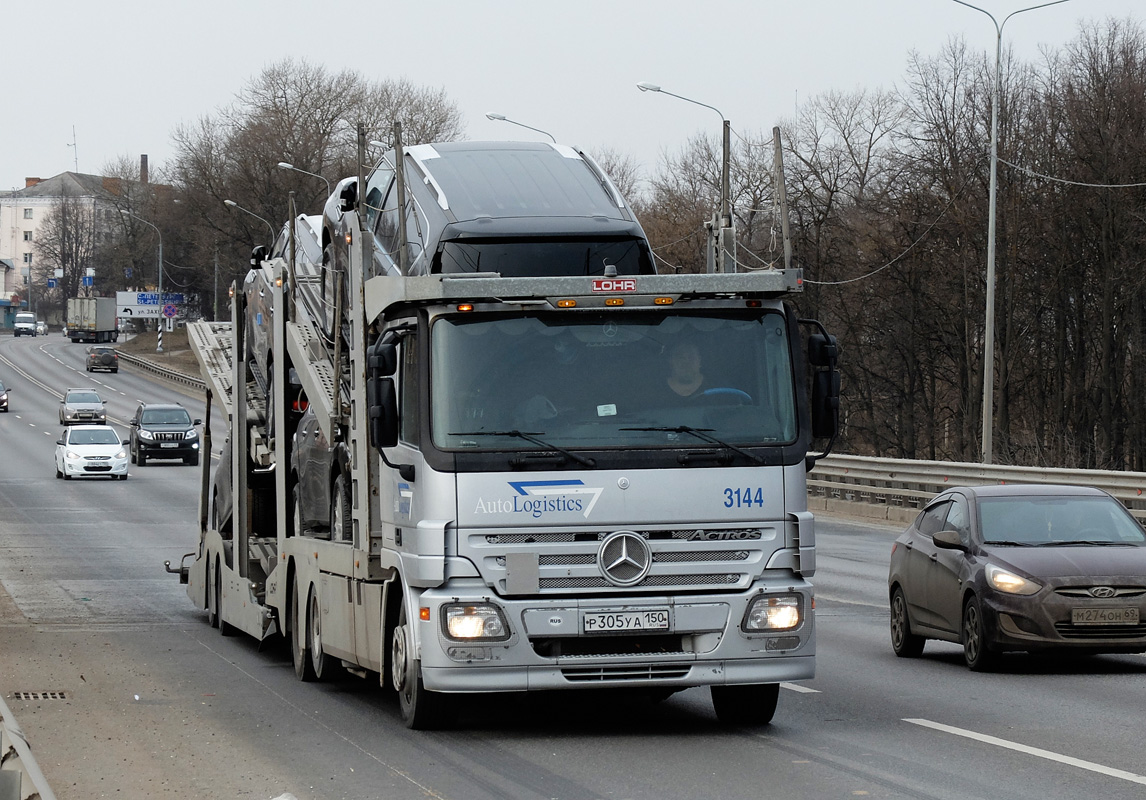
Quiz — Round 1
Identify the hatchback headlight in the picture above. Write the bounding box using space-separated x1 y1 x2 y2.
986 564 1041 595
65 450 82 460
115 449 127 459
442 604 510 641
744 594 802 631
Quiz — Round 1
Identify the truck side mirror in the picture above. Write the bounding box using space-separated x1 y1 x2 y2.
250 245 268 266
368 376 398 448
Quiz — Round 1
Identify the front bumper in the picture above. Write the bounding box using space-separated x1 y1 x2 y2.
138 440 199 459
62 413 106 425
414 579 815 692
63 456 128 478
984 586 1146 653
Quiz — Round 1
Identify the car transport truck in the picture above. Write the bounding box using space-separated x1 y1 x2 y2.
168 131 839 729
66 296 119 343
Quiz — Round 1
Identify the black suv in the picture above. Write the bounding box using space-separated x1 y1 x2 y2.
129 403 202 466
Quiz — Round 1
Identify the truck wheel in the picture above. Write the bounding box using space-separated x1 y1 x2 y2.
291 576 317 682
216 558 234 637
308 589 340 680
206 558 219 628
710 683 779 726
392 600 454 729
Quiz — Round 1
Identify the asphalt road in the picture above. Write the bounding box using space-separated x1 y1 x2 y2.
2 333 1145 800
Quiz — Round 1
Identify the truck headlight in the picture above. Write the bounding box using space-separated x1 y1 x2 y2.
442 604 510 641
743 594 802 631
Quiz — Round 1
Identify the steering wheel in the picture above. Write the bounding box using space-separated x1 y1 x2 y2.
700 387 752 403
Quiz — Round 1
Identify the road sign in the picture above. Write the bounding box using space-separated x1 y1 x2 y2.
163 304 178 319
47 279 57 288
82 276 94 287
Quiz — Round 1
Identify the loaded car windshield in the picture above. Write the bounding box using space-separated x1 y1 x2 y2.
979 496 1146 546
435 238 653 276
431 310 798 452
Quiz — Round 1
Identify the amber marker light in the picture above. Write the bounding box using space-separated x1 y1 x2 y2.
654 297 674 305
745 299 762 308
456 303 474 312
344 232 352 244
604 298 624 306
557 299 577 308
420 607 431 621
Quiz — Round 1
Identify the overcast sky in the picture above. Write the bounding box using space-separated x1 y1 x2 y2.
3 0 1142 193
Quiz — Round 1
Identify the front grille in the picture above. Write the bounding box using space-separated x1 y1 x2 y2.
1056 587 1146 598
154 432 184 442
1053 622 1146 640
540 573 742 590
561 664 691 682
84 466 112 472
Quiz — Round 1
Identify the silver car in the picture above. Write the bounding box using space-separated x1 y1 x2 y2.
59 388 107 425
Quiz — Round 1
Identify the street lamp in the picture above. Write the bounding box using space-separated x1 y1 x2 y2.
223 199 277 242
953 0 1071 464
485 112 557 143
277 162 332 197
122 210 164 353
637 81 732 271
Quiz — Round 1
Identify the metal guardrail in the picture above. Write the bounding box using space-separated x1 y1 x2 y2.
0 694 57 800
116 351 206 390
809 454 1146 524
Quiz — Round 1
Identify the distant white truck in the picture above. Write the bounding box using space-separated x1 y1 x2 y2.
66 297 119 343
13 311 37 337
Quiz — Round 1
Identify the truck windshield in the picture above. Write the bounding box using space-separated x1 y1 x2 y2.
431 311 798 451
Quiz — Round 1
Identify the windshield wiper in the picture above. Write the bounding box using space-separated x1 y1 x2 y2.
983 540 1040 547
449 430 596 468
621 425 764 465
1054 540 1132 546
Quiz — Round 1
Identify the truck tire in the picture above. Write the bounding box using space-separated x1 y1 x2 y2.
216 558 235 637
291 576 317 682
710 683 779 726
308 589 340 680
206 557 219 628
392 599 454 729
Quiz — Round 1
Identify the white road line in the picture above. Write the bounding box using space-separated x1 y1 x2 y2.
781 682 820 693
904 718 1146 786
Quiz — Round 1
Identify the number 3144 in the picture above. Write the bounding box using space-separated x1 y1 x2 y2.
724 487 765 507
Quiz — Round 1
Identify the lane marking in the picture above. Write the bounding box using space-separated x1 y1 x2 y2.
781 682 820 693
815 593 885 609
904 718 1146 786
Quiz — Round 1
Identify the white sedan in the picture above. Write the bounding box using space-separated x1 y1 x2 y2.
55 425 129 480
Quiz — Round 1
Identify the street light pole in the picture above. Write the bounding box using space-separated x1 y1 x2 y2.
122 210 164 353
485 113 557 143
952 0 1070 464
223 199 277 243
637 82 733 272
277 162 332 198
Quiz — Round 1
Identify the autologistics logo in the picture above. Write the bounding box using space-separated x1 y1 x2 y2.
473 480 604 519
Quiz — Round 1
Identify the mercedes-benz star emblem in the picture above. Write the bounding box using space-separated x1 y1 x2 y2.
598 531 652 587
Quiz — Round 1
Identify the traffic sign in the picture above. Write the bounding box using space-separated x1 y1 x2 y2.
82 276 94 287
162 304 178 319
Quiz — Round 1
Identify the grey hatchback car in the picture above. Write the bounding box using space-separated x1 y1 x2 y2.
59 388 107 425
889 484 1146 670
